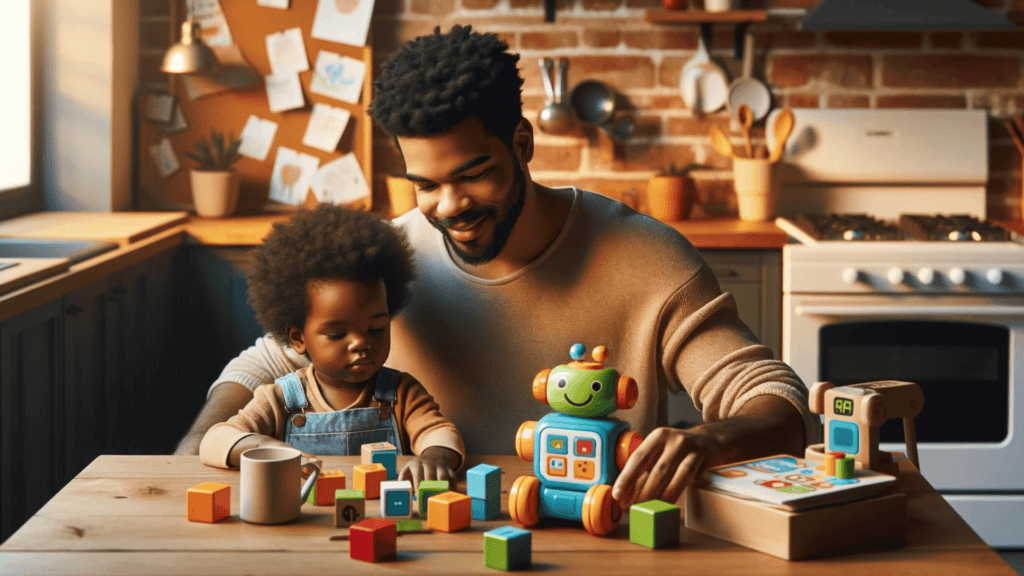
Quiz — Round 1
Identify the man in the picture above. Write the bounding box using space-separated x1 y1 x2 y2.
175 25 817 508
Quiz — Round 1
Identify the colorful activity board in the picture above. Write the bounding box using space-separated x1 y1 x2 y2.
700 455 896 510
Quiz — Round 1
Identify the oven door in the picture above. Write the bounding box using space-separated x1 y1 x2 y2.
783 293 1024 492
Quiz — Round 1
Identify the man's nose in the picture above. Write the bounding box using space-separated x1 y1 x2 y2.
435 184 470 219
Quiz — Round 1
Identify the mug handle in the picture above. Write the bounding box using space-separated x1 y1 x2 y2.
299 461 321 503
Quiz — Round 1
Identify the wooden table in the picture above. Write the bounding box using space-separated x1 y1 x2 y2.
0 455 1015 575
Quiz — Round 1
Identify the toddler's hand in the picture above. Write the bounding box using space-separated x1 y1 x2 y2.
399 446 460 491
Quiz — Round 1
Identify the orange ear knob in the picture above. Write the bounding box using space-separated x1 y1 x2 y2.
532 369 551 404
592 345 609 363
616 376 638 409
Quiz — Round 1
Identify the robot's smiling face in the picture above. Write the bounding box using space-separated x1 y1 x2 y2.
547 366 618 417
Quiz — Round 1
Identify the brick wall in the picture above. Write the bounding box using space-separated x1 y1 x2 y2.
370 0 1024 220
141 0 1024 219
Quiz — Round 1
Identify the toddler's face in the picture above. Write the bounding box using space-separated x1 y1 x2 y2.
288 278 391 387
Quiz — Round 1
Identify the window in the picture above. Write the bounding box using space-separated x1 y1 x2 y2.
0 0 31 192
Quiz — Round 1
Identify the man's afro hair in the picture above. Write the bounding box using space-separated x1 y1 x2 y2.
368 24 524 145
246 204 415 344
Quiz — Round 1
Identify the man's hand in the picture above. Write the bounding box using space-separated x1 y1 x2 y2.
613 395 806 507
399 446 460 491
173 382 254 455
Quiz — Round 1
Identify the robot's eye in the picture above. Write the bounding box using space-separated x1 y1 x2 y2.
555 376 568 389
591 381 602 392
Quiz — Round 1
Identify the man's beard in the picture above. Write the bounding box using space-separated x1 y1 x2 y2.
429 158 527 266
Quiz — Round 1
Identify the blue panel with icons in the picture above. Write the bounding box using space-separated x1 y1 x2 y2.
548 435 568 454
829 420 860 454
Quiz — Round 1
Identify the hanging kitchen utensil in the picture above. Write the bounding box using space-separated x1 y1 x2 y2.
727 30 772 122
680 24 729 115
544 0 556 22
737 104 754 159
708 125 735 159
768 107 795 163
538 58 575 135
569 79 634 141
1008 118 1024 155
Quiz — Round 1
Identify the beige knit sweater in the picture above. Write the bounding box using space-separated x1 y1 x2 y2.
211 188 818 454
200 366 465 468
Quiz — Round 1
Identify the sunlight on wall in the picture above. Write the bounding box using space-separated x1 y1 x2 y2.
0 0 31 191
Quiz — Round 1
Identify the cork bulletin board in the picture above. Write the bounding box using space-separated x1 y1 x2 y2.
137 0 374 215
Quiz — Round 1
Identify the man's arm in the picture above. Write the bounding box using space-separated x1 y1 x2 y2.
612 394 805 507
173 382 254 455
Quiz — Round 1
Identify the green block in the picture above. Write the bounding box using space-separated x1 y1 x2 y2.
629 500 680 549
336 489 365 500
417 480 449 518
483 526 531 571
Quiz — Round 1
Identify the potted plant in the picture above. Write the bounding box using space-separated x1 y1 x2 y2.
185 129 242 218
647 162 702 221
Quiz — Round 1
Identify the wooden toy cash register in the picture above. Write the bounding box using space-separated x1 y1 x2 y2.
685 380 923 561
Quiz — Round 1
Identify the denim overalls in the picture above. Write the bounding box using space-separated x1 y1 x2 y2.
276 367 404 456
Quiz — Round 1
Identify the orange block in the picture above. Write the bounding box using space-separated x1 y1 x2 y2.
425 491 472 532
311 470 347 506
350 518 397 562
187 482 230 523
353 463 387 499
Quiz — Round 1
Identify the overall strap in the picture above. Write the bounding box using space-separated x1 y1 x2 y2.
276 372 309 412
373 367 400 420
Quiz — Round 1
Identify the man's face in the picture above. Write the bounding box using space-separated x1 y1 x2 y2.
397 118 526 266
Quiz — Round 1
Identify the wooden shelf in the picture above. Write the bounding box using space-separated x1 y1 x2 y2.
645 9 769 24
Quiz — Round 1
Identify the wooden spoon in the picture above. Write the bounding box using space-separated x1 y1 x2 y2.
737 104 754 159
708 125 735 159
769 107 795 163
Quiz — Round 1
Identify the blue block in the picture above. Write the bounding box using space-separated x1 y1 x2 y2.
483 526 531 571
472 494 501 521
373 452 397 480
467 463 502 499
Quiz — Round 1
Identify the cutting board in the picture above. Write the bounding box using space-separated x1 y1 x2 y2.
0 212 188 245
0 258 70 296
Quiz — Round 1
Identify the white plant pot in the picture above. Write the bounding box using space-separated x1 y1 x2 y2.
190 169 240 218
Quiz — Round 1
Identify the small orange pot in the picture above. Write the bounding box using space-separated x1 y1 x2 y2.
647 175 695 221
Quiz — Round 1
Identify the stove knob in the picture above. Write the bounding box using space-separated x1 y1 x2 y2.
887 268 906 285
986 268 1004 285
949 267 967 285
917 268 935 285
841 268 860 285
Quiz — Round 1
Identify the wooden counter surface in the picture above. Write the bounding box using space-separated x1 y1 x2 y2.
0 455 1014 575
183 214 789 249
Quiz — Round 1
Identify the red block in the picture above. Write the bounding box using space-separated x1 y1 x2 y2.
350 518 397 562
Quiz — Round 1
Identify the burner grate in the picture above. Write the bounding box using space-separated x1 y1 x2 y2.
793 213 903 241
899 214 1009 242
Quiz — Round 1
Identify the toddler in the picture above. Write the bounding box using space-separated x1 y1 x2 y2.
199 204 464 486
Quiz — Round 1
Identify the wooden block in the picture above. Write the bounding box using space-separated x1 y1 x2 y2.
353 463 387 500
630 500 680 549
417 479 449 518
380 480 413 518
361 441 398 480
483 525 531 571
425 491 472 533
471 494 501 521
349 518 397 563
308 469 346 507
186 482 230 523
466 463 501 500
685 486 907 560
335 489 365 528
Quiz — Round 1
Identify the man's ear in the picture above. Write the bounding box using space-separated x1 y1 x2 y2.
513 118 535 164
286 324 307 355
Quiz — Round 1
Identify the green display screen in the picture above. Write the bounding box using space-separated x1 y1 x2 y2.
833 396 854 417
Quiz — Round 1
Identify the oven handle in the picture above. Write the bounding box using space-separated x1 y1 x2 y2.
795 304 1024 318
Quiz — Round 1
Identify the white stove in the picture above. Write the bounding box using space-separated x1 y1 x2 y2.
771 109 1024 548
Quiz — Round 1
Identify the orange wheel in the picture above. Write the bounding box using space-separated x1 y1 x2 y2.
581 484 621 536
508 476 540 527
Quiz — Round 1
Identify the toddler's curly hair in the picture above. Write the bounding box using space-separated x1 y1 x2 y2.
368 24 524 146
247 204 415 344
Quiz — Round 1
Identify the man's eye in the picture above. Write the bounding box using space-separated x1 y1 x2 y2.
462 170 487 182
416 183 438 192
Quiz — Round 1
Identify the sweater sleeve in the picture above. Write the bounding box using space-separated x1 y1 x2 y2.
198 383 291 468
659 264 821 447
393 373 467 470
207 336 311 397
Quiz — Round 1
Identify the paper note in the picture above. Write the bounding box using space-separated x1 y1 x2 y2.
311 0 375 48
309 51 365 104
266 27 309 75
269 146 319 205
311 153 370 205
161 105 189 135
145 93 174 123
265 72 305 113
258 0 289 7
302 103 351 153
148 137 180 178
193 0 233 47
239 115 279 161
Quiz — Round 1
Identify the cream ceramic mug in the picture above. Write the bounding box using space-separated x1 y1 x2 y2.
240 447 320 525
